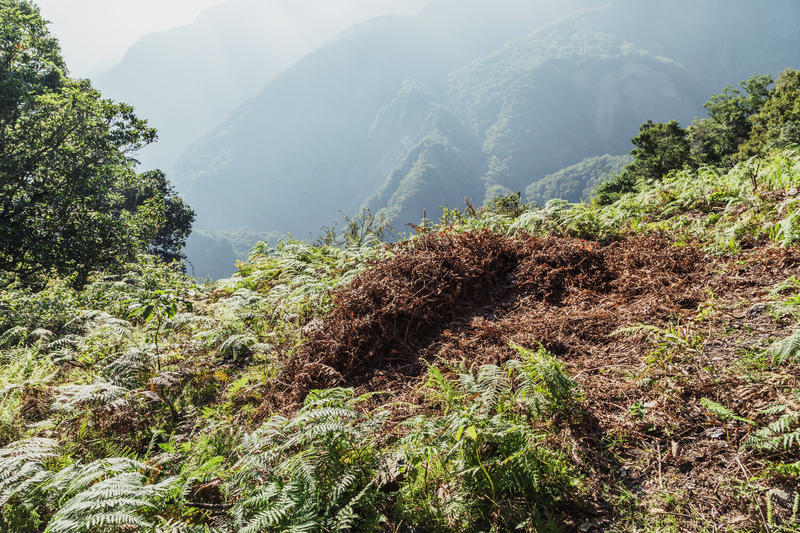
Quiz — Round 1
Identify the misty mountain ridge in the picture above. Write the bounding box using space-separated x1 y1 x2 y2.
93 0 431 171
115 0 800 278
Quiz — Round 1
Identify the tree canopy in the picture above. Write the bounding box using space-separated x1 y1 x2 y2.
593 120 690 205
0 0 193 284
593 71 800 205
737 69 800 159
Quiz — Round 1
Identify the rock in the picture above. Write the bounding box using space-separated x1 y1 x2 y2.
670 440 682 461
378 455 411 493
769 487 797 510
702 427 726 439
788 188 799 197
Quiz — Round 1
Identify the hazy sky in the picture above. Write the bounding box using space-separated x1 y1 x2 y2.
35 0 429 77
36 0 226 76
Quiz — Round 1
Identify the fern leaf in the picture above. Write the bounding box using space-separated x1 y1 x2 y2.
766 329 800 366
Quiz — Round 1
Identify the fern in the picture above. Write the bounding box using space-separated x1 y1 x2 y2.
767 329 800 366
0 327 28 349
399 355 578 532
0 438 59 506
225 388 385 532
700 398 754 425
508 343 580 418
743 404 800 452
51 380 130 413
45 470 176 533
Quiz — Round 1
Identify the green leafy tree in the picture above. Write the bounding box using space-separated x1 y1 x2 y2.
737 69 800 159
120 170 195 265
690 73 773 166
0 0 192 284
594 120 690 205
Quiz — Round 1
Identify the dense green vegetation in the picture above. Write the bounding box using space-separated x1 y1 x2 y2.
0 0 193 285
595 71 800 205
5 1 800 531
5 142 800 530
525 154 632 205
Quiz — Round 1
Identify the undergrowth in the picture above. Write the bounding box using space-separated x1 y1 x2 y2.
1 148 800 531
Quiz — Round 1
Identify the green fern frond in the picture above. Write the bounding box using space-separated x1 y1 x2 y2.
45 471 176 533
0 437 59 504
0 326 28 348
508 343 579 417
766 329 800 366
700 398 754 425
51 380 129 412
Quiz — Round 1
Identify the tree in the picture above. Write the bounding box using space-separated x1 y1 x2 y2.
121 170 195 264
689 73 773 166
0 0 192 284
737 69 800 160
594 120 690 205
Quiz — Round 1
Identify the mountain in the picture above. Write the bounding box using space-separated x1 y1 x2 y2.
93 0 429 171
172 15 457 235
167 0 800 278
525 154 632 206
446 11 698 200
362 80 485 225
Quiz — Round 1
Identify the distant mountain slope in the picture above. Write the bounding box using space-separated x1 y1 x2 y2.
363 81 484 225
418 0 599 66
171 15 454 235
526 154 632 206
167 0 800 278
94 0 430 171
447 8 699 199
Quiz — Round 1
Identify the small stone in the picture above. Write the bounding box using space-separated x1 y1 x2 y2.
748 303 768 317
671 440 682 461
769 487 797 510
703 427 726 439
788 188 799 196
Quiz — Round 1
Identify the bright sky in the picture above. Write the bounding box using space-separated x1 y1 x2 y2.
35 0 225 76
35 0 429 77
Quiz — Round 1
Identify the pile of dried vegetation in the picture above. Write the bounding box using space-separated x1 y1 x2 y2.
4 150 800 532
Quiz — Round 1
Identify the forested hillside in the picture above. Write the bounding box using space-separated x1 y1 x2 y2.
163 0 800 278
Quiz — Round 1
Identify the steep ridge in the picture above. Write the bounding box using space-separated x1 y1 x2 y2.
447 9 698 199
171 15 456 235
363 80 484 225
94 0 430 171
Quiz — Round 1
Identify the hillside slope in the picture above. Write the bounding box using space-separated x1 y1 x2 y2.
171 15 455 235
94 0 430 171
